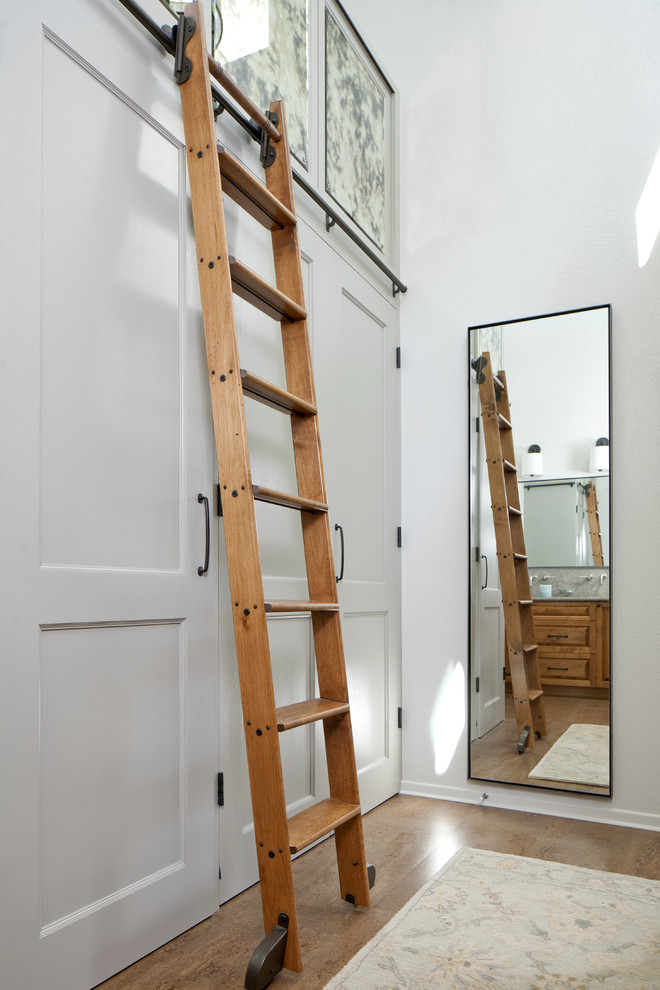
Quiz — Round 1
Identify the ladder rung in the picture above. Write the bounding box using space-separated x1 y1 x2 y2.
229 257 307 322
497 413 512 430
503 459 517 473
264 600 339 613
276 698 350 731
523 644 539 652
253 484 327 513
240 369 317 416
514 552 528 560
529 689 544 702
217 144 297 230
518 599 533 606
288 798 361 854
493 373 505 390
509 506 522 517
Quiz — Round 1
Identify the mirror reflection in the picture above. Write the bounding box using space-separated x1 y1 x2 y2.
469 306 611 795
524 475 609 567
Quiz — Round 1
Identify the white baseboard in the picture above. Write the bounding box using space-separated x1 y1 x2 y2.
400 779 660 832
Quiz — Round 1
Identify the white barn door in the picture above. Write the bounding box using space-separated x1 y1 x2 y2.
308 224 402 812
0 3 219 988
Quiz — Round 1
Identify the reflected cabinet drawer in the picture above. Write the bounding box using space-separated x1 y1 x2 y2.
538 657 590 682
532 600 597 687
533 601 595 657
535 620 592 652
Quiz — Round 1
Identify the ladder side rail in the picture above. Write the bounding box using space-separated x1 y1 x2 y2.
493 365 546 736
479 354 545 745
265 101 347 695
178 5 302 971
495 371 539 661
478 359 524 652
265 100 371 909
586 484 604 566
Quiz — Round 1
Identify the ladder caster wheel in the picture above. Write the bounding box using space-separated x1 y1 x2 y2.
517 725 530 754
535 730 542 739
367 863 376 890
244 913 289 990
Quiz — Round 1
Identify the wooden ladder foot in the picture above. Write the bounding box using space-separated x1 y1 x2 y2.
517 725 530 754
344 864 376 903
244 914 289 990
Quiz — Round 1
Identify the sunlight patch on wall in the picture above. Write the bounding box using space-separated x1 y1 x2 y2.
636 143 660 267
430 662 466 776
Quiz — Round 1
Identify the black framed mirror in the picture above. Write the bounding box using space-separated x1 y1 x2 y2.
468 305 611 795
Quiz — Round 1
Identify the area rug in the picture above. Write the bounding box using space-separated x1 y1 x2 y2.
323 847 660 989
528 723 610 787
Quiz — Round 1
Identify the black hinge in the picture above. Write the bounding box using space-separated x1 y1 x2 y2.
217 483 223 517
476 676 480 693
397 706 402 729
260 110 279 168
503 666 506 681
475 546 480 562
171 15 195 85
397 526 402 548
217 771 224 807
476 417 480 433
396 346 401 368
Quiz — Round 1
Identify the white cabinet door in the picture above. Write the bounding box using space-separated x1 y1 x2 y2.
305 222 402 812
0 4 219 988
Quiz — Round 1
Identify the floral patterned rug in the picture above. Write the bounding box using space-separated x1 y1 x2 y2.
323 847 660 989
528 723 610 787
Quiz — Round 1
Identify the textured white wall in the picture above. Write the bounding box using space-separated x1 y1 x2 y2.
501 309 609 478
348 0 660 827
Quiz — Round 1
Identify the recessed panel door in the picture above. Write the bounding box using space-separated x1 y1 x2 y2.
304 223 402 812
0 4 218 988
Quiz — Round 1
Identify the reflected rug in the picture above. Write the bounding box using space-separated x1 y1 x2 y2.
323 848 660 989
528 723 609 787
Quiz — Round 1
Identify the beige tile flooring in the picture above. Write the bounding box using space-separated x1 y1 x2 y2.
98 794 660 989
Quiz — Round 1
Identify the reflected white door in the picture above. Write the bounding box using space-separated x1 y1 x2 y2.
470 365 506 740
0 4 218 988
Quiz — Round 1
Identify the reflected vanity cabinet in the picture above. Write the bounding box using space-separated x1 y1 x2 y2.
506 600 610 695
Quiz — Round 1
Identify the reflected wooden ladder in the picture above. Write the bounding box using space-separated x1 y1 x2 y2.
474 352 547 753
585 482 604 566
176 4 372 987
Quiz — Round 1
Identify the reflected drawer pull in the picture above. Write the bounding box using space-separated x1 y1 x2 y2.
547 633 569 638
547 666 569 671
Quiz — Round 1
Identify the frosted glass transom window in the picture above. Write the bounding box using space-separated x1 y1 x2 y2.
214 0 310 168
325 8 387 250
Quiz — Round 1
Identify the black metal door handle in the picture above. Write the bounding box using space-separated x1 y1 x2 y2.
335 523 344 583
481 553 488 590
198 493 210 576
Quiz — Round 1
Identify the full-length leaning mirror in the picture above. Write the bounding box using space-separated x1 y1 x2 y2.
468 306 611 796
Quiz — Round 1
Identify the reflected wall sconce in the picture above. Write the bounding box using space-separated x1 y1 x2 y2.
589 437 609 472
522 444 543 476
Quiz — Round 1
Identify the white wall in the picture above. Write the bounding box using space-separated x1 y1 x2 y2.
348 0 660 828
502 309 609 478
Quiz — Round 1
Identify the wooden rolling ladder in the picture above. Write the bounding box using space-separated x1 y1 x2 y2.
474 353 547 754
585 482 604 566
175 4 372 986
